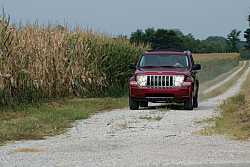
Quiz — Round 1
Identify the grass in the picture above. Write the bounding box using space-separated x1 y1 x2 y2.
197 66 250 140
199 63 241 92
200 61 248 100
0 97 128 145
193 53 240 83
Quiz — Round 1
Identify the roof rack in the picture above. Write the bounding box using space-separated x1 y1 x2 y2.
147 47 191 54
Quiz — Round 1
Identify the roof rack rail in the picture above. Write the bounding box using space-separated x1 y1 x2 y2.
147 47 189 52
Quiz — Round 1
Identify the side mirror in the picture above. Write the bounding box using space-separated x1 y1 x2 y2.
128 64 136 70
192 64 201 71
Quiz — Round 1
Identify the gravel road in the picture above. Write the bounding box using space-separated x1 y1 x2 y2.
203 61 247 94
1 67 250 167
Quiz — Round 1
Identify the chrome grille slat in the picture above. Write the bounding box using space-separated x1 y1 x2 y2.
165 76 167 87
157 76 159 87
167 76 169 87
160 76 162 87
151 76 153 87
154 76 156 87
171 76 174 87
162 76 165 87
146 75 174 88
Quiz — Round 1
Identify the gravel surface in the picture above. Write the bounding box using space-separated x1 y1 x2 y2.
0 68 250 167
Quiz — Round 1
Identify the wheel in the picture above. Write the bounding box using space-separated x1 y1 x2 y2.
129 97 139 110
140 101 148 108
193 96 198 108
184 97 193 110
193 81 199 108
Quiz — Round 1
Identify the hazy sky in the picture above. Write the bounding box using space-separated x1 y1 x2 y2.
1 0 250 39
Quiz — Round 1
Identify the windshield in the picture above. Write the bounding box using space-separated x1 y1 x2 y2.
139 55 189 68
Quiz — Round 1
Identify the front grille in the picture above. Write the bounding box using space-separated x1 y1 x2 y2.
146 75 174 88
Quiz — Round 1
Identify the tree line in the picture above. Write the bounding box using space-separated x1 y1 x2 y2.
129 28 242 53
244 15 250 49
240 14 250 60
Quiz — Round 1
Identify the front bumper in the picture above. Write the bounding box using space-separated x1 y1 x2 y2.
130 85 192 103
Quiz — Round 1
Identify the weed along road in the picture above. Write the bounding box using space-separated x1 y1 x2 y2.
1 67 250 167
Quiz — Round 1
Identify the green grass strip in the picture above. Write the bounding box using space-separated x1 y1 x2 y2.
0 97 128 145
200 61 249 100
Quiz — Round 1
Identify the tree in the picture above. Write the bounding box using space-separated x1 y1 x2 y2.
244 14 250 49
244 29 250 49
144 28 155 44
130 28 232 53
227 29 241 52
130 29 145 45
182 33 197 51
204 36 229 53
151 29 184 49
130 28 184 50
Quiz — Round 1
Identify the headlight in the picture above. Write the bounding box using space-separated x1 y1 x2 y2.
136 75 147 87
174 75 185 87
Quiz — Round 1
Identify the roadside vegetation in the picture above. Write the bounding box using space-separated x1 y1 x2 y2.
0 13 142 145
0 14 146 106
0 97 127 145
198 67 250 140
199 64 241 92
200 61 248 100
193 53 240 83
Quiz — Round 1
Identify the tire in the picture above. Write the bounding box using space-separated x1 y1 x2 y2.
193 81 199 108
140 101 148 108
193 96 198 108
184 97 193 110
129 97 139 110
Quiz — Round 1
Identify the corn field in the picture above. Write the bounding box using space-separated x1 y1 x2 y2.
193 53 240 62
0 15 146 106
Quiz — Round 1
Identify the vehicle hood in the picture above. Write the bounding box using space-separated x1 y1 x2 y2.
135 67 191 76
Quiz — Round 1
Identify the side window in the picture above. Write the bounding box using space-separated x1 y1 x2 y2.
137 55 144 67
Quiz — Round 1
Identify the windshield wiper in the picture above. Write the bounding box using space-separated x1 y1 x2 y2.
159 66 176 68
139 65 185 68
139 66 158 68
160 65 185 68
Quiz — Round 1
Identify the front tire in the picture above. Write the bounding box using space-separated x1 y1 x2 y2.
184 97 193 110
193 96 198 108
129 97 139 110
140 101 148 108
193 81 199 108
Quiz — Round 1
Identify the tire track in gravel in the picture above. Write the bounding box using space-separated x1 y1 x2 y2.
203 61 247 94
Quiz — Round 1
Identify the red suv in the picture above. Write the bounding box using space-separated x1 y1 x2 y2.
129 50 201 110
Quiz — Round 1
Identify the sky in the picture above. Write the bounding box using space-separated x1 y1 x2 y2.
0 0 250 40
